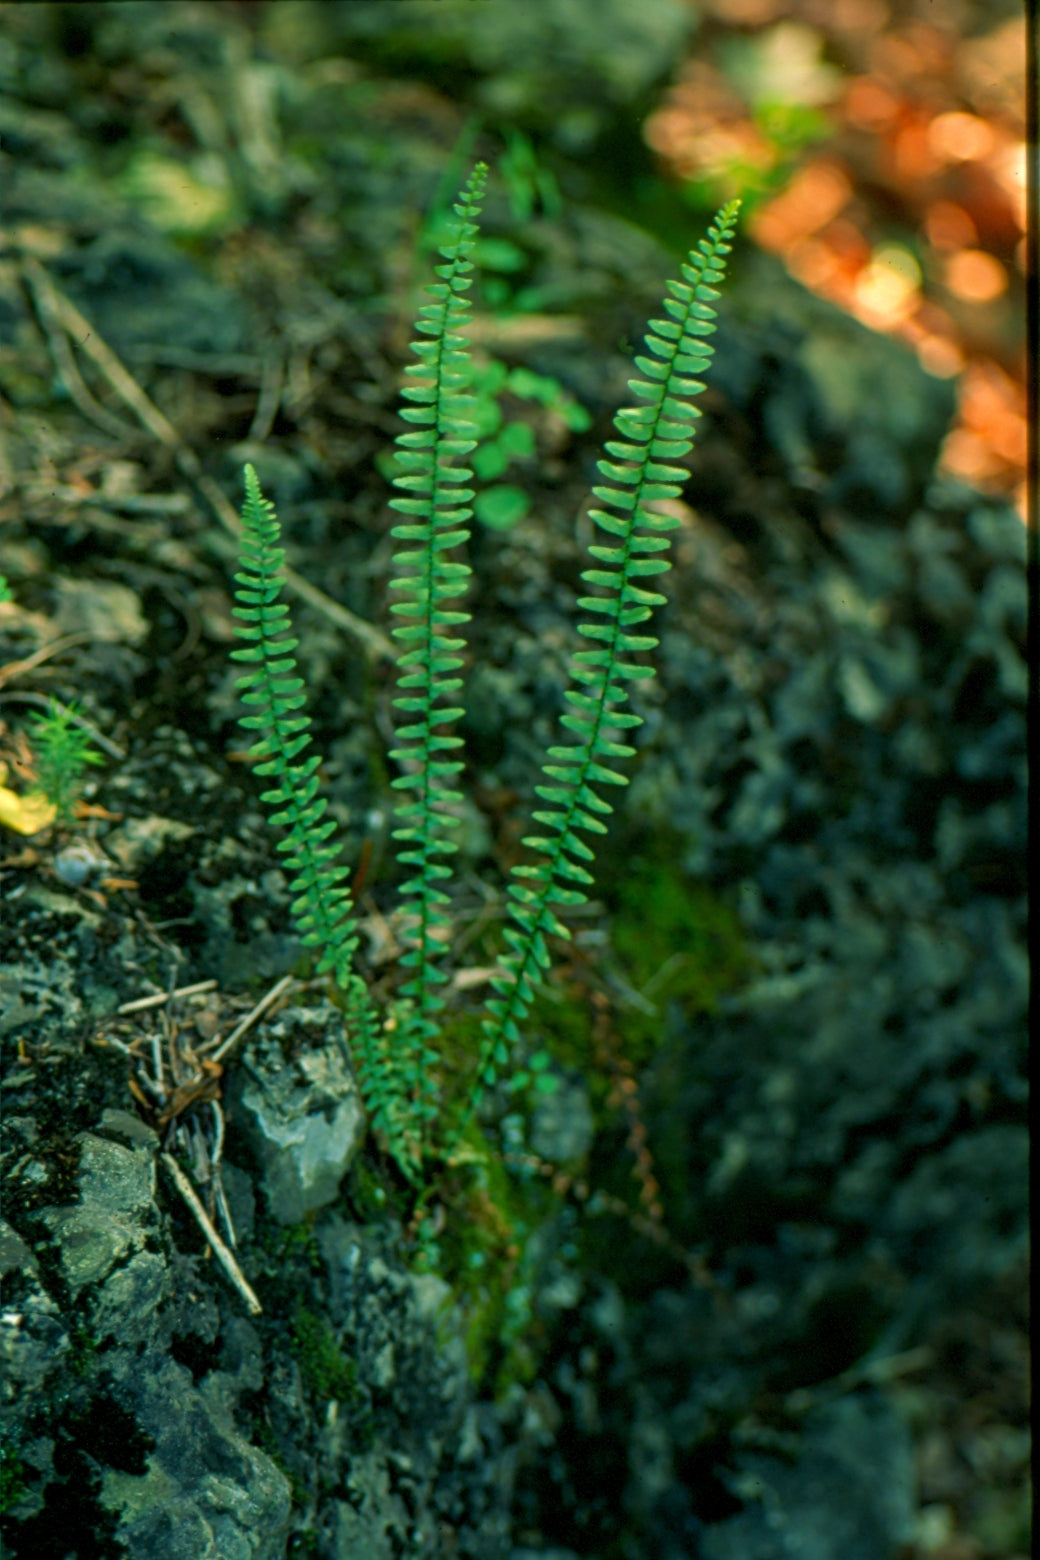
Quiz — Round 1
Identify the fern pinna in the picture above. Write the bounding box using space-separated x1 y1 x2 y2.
231 167 739 1185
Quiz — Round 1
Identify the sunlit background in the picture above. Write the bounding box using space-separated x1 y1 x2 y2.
642 0 1027 520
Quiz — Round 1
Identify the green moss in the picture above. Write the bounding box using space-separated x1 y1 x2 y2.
608 847 750 1054
260 1217 323 1277
290 1305 358 1402
408 1115 554 1398
289 1531 320 1558
338 847 750 1390
0 1446 28 1516
67 1323 100 1380
347 1153 399 1220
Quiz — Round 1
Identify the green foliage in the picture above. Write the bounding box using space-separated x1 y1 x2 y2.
26 698 105 824
291 1305 358 1402
230 468 366 996
422 125 560 311
231 162 740 1189
416 135 591 533
0 574 13 604
609 850 750 1054
230 469 421 1179
475 483 529 532
682 29 835 214
499 127 562 223
683 99 828 214
468 358 592 532
261 1219 324 1275
467 198 741 1138
386 160 488 1159
435 1157 544 1394
421 152 525 302
0 1442 29 1516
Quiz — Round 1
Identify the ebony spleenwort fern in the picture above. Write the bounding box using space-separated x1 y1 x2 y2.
231 470 415 1175
464 197 741 1142
231 165 739 1185
385 162 487 1156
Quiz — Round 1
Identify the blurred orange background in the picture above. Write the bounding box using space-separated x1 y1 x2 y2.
643 0 1027 520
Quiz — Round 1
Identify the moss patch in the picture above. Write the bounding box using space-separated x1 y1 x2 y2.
608 847 750 1052
290 1305 358 1403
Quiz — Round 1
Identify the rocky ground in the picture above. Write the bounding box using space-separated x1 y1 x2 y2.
0 5 1028 1559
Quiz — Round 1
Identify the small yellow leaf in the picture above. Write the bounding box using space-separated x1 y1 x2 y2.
0 784 57 835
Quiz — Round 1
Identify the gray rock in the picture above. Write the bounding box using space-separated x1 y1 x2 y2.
99 1356 292 1560
36 1130 157 1296
228 1004 365 1224
701 1394 915 1560
530 1076 593 1163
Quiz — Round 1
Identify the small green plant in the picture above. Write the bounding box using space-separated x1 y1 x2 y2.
498 127 562 223
409 132 591 532
26 698 105 824
469 358 592 532
379 355 593 534
231 162 739 1187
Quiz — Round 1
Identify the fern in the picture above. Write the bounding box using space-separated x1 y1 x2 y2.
231 468 363 989
466 200 742 1129
385 162 487 1154
230 468 418 1175
231 167 739 1185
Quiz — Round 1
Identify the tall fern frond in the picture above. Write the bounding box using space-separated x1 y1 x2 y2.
385 162 488 1140
469 200 742 1116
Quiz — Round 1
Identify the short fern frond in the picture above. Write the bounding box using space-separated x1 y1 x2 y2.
386 161 488 1119
231 464 369 1011
469 200 742 1113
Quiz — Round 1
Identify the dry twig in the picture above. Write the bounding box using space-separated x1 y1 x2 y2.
19 256 394 662
161 1152 262 1315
